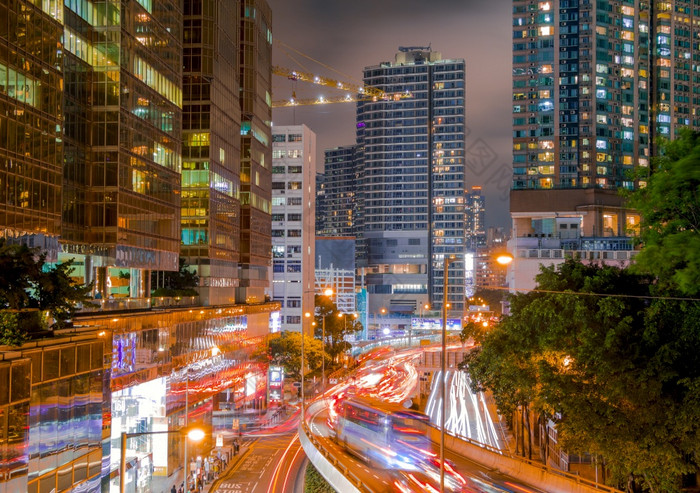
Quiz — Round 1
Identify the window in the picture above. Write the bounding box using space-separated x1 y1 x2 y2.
287 264 302 272
288 198 302 206
272 134 285 142
288 134 302 142
288 230 302 237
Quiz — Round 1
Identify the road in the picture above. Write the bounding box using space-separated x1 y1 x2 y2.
213 413 308 493
307 403 546 493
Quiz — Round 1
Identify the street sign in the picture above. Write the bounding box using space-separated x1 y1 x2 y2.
232 418 239 431
216 434 223 447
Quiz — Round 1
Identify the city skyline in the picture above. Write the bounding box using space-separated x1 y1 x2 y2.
268 0 513 228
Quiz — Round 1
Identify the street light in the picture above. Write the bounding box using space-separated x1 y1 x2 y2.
441 254 456 493
119 427 204 493
303 312 312 412
321 288 333 388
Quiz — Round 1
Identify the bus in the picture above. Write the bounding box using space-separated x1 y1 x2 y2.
334 396 432 471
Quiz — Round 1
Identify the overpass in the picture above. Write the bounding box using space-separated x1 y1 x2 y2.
299 346 623 493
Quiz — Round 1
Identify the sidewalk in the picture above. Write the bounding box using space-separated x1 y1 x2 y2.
149 406 294 493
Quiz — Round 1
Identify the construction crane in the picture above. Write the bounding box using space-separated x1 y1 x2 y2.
271 40 412 108
271 65 411 108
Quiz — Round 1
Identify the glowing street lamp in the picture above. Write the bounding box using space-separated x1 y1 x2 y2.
119 427 205 493
496 252 514 266
321 289 334 387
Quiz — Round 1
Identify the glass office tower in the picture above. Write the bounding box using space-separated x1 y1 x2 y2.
357 47 467 315
0 1 64 259
237 0 273 304
182 0 242 305
61 0 183 297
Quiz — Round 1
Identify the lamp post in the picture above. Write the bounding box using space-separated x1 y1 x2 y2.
441 254 456 493
320 288 333 388
303 312 312 413
413 304 430 347
119 428 204 493
495 252 514 314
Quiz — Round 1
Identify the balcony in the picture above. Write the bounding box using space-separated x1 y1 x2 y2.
515 235 636 251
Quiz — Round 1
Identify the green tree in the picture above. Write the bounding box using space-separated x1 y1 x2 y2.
151 257 200 296
265 331 325 380
626 128 700 295
0 239 93 333
461 259 700 492
34 259 93 328
0 239 41 310
312 295 362 366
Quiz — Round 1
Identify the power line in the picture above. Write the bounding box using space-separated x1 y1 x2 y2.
485 285 700 302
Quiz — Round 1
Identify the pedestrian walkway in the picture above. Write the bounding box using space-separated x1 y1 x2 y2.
149 439 253 493
147 405 294 493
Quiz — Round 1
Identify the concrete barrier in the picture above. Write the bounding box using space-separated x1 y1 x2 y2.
427 426 622 493
299 399 368 493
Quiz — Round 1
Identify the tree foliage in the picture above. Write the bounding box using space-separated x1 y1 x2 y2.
461 259 700 492
0 239 93 335
312 295 362 365
263 331 326 380
626 128 700 295
151 257 200 296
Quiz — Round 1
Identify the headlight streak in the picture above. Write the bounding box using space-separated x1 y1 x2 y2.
426 369 504 450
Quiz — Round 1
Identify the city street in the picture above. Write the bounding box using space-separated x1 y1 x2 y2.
214 416 307 493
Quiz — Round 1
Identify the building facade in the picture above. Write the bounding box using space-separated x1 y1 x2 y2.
271 125 316 332
319 145 361 238
466 186 486 251
0 2 279 492
0 1 64 258
61 0 183 298
357 47 467 316
237 0 273 305
181 0 242 305
509 0 653 290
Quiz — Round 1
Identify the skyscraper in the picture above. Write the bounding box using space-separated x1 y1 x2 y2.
237 0 273 304
512 0 648 192
61 0 183 297
509 1 684 290
271 125 316 332
181 0 242 305
319 145 361 237
0 2 63 259
466 186 486 251
357 47 466 315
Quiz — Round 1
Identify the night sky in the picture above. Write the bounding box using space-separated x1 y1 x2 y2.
268 0 512 228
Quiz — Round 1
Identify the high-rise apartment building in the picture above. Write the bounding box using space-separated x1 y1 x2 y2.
466 186 486 251
271 125 316 332
357 47 466 316
0 2 63 259
237 0 273 304
181 0 242 305
509 0 654 289
319 145 361 237
315 172 328 236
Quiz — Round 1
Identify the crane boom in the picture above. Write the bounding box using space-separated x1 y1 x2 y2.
272 65 384 99
272 91 411 108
